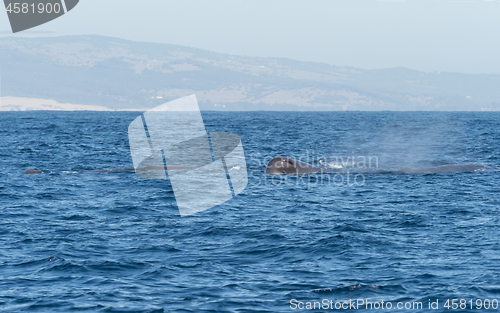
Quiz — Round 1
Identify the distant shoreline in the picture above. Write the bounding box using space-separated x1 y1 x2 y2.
0 97 150 112
1 97 500 112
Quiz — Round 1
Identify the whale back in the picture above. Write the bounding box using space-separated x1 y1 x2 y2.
265 156 321 175
24 169 43 174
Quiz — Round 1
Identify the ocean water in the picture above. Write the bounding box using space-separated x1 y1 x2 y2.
1 111 500 312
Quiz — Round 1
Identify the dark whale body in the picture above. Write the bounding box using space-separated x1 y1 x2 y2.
24 169 43 174
265 157 321 175
24 159 489 175
265 157 488 175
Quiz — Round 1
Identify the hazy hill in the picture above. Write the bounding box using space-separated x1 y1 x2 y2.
0 35 499 111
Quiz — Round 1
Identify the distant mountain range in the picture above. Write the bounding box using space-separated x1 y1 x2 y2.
1 35 499 111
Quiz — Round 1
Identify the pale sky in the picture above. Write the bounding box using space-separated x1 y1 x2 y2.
1 0 499 74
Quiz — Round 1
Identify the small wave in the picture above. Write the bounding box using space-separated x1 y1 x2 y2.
314 284 382 293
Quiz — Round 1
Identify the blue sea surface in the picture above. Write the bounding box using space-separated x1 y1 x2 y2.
1 111 500 312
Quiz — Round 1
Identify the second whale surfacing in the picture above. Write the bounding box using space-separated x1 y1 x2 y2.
265 156 488 175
